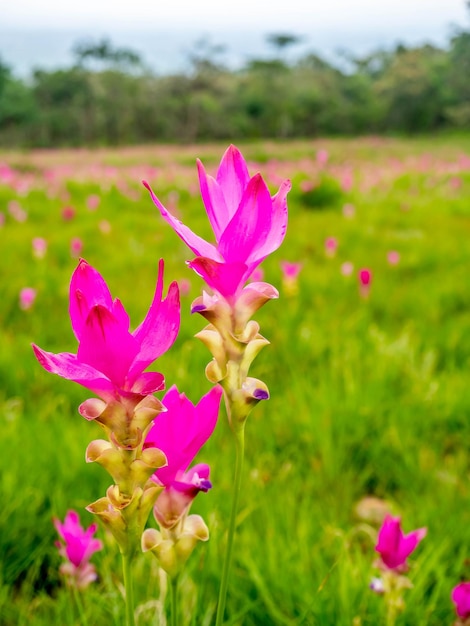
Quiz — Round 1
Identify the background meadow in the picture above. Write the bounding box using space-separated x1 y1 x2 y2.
1 136 470 624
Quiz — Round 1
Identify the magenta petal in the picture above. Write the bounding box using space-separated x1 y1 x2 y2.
188 257 248 298
128 371 165 395
452 583 470 619
171 463 212 494
78 306 139 388
216 145 250 219
197 160 230 240
218 174 273 265
69 259 114 341
32 345 115 400
143 181 221 261
254 179 290 261
148 385 221 486
130 265 180 380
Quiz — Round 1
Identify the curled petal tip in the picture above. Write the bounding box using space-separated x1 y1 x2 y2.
253 388 269 400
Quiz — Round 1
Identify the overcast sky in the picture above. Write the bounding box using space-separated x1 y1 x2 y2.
3 0 468 31
2 0 469 76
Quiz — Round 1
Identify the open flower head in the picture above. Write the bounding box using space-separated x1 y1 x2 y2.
54 510 102 588
375 514 426 572
33 259 180 403
452 582 470 621
144 145 290 301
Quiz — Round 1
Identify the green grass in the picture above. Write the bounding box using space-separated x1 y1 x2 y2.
1 136 470 624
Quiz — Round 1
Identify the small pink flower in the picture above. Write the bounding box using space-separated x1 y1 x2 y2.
452 582 470 620
178 279 191 297
70 237 83 258
375 515 426 572
54 510 102 589
8 200 27 222
86 194 101 211
19 287 37 310
316 149 329 167
280 261 302 281
325 237 338 257
32 237 47 259
341 262 354 276
342 203 355 219
62 206 75 221
98 219 112 234
387 251 400 266
358 268 372 298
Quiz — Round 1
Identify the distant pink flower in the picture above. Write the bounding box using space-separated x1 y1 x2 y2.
316 149 329 167
452 582 470 620
249 267 264 283
144 145 290 301
70 237 83 258
32 258 180 403
449 176 462 191
325 237 338 257
54 510 102 589
32 237 47 259
178 279 191 296
280 261 302 281
19 287 37 310
8 200 27 222
144 385 222 527
98 219 112 234
300 180 314 192
387 251 400 266
62 206 75 221
341 262 354 276
342 203 355 219
358 268 372 297
340 171 353 192
375 515 426 571
86 194 100 211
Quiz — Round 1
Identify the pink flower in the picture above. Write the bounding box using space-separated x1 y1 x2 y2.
19 287 37 310
144 385 222 527
144 145 290 301
54 510 102 589
280 261 302 281
316 149 329 167
359 268 372 287
375 515 426 571
86 194 101 211
32 258 180 403
452 582 470 620
178 278 191 297
70 237 83 258
341 262 354 276
32 237 47 259
387 251 400 265
325 237 338 257
62 206 75 221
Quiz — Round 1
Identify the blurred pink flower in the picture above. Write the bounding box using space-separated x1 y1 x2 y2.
342 203 356 219
325 237 338 257
8 200 27 222
358 268 372 298
375 514 426 572
19 287 37 310
340 171 353 192
316 149 329 167
98 219 112 234
70 237 83 258
341 262 354 276
145 385 222 527
32 237 48 259
144 144 290 300
62 206 75 221
280 261 302 281
178 278 191 296
452 582 470 620
387 251 400 265
54 510 102 589
86 194 101 211
249 267 264 283
32 258 180 403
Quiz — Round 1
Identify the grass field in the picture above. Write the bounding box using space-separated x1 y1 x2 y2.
1 136 470 625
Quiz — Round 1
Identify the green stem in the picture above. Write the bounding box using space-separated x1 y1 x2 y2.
170 575 179 626
122 552 136 626
215 426 245 626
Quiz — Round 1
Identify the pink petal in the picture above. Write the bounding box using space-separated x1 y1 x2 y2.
452 583 470 619
143 181 221 261
69 259 114 341
216 145 251 220
188 257 248 298
32 345 116 401
128 371 165 395
218 174 274 265
77 306 139 388
130 262 180 380
254 179 290 261
197 160 230 240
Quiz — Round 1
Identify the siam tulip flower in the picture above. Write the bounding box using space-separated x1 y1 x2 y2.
280 261 302 296
62 206 76 221
177 278 191 297
86 194 101 210
32 258 180 406
144 384 222 528
375 514 426 572
359 268 372 298
452 582 470 621
341 262 354 276
387 251 400 266
32 237 47 259
325 237 338 258
70 237 83 258
98 219 112 234
8 200 27 222
316 149 329 167
19 287 37 310
144 144 290 302
54 510 102 589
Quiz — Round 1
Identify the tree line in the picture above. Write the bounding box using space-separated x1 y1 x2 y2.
0 16 469 147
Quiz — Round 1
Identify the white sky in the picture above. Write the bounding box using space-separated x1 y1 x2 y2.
2 0 468 31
